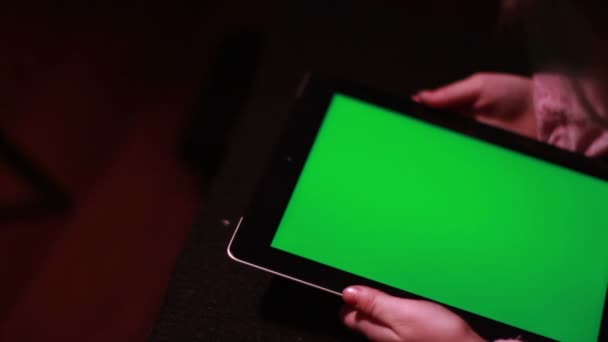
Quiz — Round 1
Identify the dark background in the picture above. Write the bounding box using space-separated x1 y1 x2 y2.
0 0 532 341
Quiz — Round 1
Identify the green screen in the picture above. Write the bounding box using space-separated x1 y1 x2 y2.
271 94 608 342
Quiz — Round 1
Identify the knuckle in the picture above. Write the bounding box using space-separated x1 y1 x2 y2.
468 73 481 81
360 293 381 316
468 74 486 93
471 72 489 79
469 73 486 86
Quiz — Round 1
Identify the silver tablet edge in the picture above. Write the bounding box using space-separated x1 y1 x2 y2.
227 216 342 297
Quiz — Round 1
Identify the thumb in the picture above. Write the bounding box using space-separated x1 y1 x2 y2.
413 76 482 109
343 286 407 324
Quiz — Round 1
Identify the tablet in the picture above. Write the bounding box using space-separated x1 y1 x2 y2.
228 75 608 342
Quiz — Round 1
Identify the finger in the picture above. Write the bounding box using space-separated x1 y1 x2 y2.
340 305 358 326
414 76 482 109
342 309 400 342
343 286 413 325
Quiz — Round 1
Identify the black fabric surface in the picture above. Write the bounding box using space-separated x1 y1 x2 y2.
149 1 528 341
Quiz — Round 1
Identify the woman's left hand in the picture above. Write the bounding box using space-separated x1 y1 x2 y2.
341 286 486 342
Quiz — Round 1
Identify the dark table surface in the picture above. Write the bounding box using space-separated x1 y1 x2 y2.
149 1 530 341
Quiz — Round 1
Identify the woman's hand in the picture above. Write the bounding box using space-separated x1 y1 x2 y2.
413 73 537 139
341 286 486 342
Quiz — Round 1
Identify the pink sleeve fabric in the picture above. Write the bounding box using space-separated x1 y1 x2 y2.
533 73 608 157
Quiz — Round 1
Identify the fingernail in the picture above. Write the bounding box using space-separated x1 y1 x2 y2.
342 286 362 305
412 90 428 102
344 286 360 296
343 286 362 305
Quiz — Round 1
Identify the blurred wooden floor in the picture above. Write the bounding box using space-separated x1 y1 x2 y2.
0 1 274 340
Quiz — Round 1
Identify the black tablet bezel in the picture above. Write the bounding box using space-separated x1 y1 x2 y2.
228 74 608 341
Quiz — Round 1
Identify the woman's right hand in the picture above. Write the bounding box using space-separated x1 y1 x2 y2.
413 73 537 139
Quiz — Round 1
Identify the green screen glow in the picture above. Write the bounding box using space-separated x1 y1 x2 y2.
271 94 608 342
